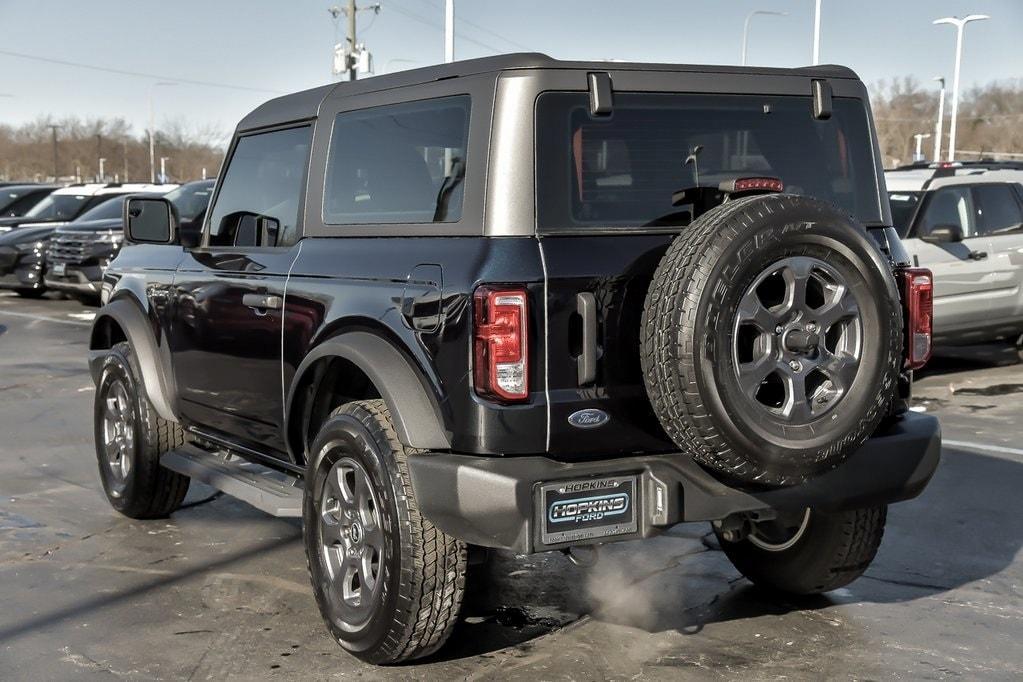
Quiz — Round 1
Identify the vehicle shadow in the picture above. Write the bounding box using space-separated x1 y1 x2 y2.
917 342 1019 379
433 444 1023 659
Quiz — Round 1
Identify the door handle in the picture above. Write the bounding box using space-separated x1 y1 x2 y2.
576 292 600 385
968 250 988 261
242 293 282 310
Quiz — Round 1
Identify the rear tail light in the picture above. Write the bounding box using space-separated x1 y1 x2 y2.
902 268 933 370
473 286 529 402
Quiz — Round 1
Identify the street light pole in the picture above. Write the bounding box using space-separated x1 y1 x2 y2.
913 133 932 162
159 157 169 183
933 14 989 162
148 81 177 184
812 0 823 64
444 0 454 63
932 76 946 162
741 10 788 66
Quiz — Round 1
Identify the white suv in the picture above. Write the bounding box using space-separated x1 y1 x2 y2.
887 169 1023 347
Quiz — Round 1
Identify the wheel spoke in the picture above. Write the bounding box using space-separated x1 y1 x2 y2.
359 546 378 592
818 287 859 329
820 350 859 393
780 366 812 421
781 258 815 315
736 288 780 331
737 358 774 399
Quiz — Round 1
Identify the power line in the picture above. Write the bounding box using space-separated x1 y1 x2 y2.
0 48 284 94
406 0 534 51
386 3 508 54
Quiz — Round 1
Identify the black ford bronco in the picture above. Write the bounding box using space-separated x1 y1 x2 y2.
88 54 941 664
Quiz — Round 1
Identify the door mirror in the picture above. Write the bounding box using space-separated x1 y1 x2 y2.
124 197 179 245
920 224 963 244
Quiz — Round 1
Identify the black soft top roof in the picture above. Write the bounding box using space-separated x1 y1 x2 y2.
237 52 860 132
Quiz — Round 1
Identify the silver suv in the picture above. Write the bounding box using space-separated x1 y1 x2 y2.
887 169 1023 348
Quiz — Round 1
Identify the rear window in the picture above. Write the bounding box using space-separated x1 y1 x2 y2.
536 92 882 230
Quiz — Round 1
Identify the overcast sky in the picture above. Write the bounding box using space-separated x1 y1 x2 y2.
1 0 1020 141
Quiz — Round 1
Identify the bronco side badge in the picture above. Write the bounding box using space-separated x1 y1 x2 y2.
568 409 610 429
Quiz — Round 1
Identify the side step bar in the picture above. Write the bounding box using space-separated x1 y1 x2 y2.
161 445 303 518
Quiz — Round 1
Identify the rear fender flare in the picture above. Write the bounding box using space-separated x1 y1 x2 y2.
88 297 178 423
287 332 451 451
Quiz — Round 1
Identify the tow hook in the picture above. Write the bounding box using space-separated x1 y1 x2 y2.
563 544 600 567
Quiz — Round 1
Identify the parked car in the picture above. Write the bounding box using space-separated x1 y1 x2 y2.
886 168 1023 347
45 180 211 301
0 184 59 218
0 183 176 296
88 54 939 664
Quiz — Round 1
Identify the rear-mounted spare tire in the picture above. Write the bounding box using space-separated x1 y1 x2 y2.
641 194 902 486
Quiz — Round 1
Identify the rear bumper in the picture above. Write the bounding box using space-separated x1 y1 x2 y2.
408 413 941 554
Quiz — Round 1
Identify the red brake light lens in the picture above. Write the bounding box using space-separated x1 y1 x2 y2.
732 177 784 193
902 268 933 370
473 286 529 402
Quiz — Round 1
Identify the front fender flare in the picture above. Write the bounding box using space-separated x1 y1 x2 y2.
88 297 178 423
287 332 451 451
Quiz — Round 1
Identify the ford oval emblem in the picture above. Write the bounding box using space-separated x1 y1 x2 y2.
568 409 610 429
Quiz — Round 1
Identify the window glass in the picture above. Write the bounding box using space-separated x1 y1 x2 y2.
23 193 90 220
536 93 881 230
75 195 128 222
165 181 215 222
973 184 1023 235
887 191 922 238
323 96 470 225
919 187 975 238
207 126 312 246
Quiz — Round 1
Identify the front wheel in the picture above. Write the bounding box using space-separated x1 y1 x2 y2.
93 342 190 518
715 506 887 595
303 400 467 664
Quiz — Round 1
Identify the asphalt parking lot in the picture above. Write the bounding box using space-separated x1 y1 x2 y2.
1 291 1021 680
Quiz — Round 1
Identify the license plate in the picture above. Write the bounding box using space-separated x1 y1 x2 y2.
539 474 638 546
51 263 66 276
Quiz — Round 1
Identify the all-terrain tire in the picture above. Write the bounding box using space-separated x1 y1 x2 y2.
641 194 903 486
93 341 189 518
716 506 887 594
303 399 467 664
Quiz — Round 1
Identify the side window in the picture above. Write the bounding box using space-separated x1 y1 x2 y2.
973 184 1023 236
918 186 976 238
207 126 312 247
323 95 470 225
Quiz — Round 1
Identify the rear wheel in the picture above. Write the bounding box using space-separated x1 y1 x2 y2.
715 506 887 594
304 399 467 664
93 342 190 518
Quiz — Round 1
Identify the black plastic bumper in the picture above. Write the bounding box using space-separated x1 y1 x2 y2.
408 413 941 554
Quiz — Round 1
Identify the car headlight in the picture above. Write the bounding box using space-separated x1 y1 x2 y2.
95 231 124 244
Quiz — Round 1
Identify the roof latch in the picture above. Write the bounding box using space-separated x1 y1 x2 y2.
588 72 613 116
812 79 833 120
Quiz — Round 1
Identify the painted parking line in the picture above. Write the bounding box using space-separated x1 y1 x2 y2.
0 309 91 327
944 439 1023 458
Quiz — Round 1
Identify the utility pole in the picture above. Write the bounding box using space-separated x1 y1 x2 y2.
48 124 61 181
99 158 106 182
933 14 990 162
331 2 380 82
96 133 103 181
933 76 946 162
159 157 169 183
